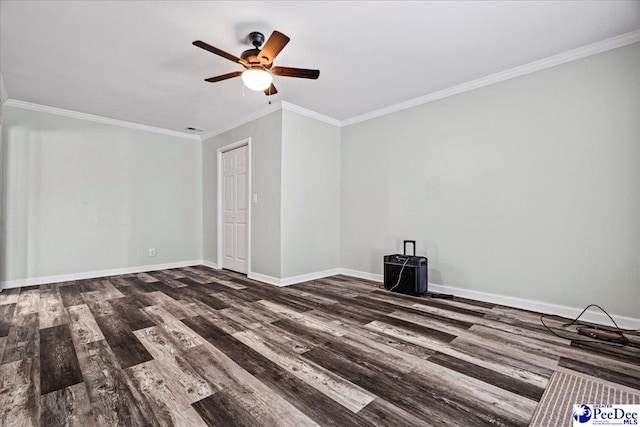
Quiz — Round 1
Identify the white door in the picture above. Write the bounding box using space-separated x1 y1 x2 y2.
221 146 248 273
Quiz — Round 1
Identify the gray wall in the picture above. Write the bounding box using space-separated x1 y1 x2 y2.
281 110 341 277
341 43 640 318
0 104 4 282
202 109 341 280
1 106 202 282
202 111 283 278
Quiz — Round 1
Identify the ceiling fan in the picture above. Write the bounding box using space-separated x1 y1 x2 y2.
193 31 320 96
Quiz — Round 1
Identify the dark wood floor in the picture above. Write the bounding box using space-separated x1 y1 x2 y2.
0 266 638 426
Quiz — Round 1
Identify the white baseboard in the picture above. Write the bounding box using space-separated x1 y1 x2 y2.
1 260 204 289
337 268 639 330
248 268 342 287
339 268 383 282
201 260 220 269
247 272 286 287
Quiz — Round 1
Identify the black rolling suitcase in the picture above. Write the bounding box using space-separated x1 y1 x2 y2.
383 240 428 296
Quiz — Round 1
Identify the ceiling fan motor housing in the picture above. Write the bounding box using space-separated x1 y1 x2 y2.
248 31 265 48
241 48 264 68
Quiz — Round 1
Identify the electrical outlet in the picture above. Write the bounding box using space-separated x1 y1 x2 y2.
149 248 156 257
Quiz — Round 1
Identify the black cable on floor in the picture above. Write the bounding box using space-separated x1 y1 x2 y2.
541 304 639 346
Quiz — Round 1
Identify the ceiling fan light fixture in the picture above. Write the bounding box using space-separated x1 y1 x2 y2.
241 69 273 91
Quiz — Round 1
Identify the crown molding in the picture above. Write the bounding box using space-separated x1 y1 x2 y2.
200 100 341 141
0 73 8 106
281 101 341 127
3 99 201 140
200 101 283 141
342 30 640 127
4 30 636 137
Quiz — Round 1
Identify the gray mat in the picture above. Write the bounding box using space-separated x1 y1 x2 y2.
529 369 640 427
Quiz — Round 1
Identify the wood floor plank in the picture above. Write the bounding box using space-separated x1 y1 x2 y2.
184 342 322 427
175 285 230 310
0 337 6 361
15 287 40 316
127 360 208 427
257 299 346 337
182 342 259 393
108 297 155 331
0 288 21 306
216 299 281 329
184 300 247 334
66 304 105 346
135 272 160 283
58 286 85 308
112 276 159 296
142 291 198 319
183 266 217 280
192 384 319 427
40 382 95 427
272 317 414 375
0 304 16 337
38 285 67 330
181 315 234 342
0 358 40 427
451 336 556 379
2 313 39 364
162 269 188 279
410 361 537 426
149 271 189 288
385 308 473 336
428 351 546 401
570 340 640 366
39 324 83 395
233 328 376 412
236 282 323 312
312 301 379 325
368 289 495 313
142 305 205 349
371 315 458 343
81 292 116 318
184 320 375 426
76 280 104 294
94 314 153 369
207 278 247 290
75 339 156 427
299 346 470 424
558 357 640 389
82 280 125 302
358 398 431 427
133 326 213 403
364 319 455 353
249 322 313 354
469 324 639 376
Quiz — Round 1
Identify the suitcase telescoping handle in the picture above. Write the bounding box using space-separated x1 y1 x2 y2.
403 240 416 256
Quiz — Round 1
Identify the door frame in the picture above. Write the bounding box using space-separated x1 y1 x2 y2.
216 137 252 273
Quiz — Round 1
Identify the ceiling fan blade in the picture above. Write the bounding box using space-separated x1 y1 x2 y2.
204 71 242 83
271 66 320 79
258 31 290 65
263 83 278 96
193 40 243 64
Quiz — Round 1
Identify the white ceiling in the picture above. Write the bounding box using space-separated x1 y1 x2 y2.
1 1 639 136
